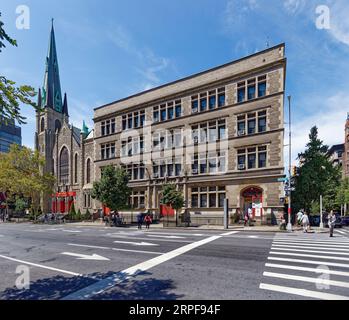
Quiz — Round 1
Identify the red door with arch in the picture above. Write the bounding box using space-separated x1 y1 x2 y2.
241 187 263 219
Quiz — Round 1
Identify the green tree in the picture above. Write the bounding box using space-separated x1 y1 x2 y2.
0 144 55 217
292 126 341 213
15 197 27 214
0 12 38 124
91 165 131 213
161 184 184 224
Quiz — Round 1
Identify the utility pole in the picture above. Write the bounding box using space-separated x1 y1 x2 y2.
320 195 324 228
287 96 292 232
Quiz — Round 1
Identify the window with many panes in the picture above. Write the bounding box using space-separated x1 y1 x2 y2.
122 110 145 130
153 100 182 123
237 146 267 170
129 191 146 209
122 163 145 181
237 75 267 103
121 136 144 157
191 152 226 175
191 186 226 208
153 158 182 178
237 110 267 136
191 119 226 144
191 87 225 114
101 119 116 136
101 143 116 160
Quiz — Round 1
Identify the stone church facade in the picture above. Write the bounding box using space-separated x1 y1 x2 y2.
36 23 286 225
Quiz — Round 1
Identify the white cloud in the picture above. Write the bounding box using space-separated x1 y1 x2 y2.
283 0 306 15
327 1 349 46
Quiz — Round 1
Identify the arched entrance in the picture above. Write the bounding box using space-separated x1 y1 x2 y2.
241 187 263 219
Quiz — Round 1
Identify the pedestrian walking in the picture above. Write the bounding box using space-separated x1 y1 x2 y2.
137 213 144 230
301 212 309 233
296 209 304 226
144 214 152 229
328 210 336 237
244 211 249 226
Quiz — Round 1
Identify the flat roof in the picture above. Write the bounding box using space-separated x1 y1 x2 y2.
94 43 285 111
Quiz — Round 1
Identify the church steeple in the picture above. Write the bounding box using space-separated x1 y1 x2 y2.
42 19 63 113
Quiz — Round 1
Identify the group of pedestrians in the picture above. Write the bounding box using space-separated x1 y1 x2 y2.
0 210 8 223
296 209 337 237
137 213 152 230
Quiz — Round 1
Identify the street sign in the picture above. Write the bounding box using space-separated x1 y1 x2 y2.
277 178 288 182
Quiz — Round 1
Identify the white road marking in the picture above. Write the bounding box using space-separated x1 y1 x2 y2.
273 241 349 249
105 234 192 243
220 231 240 236
0 254 81 276
113 240 158 246
263 271 349 289
248 235 259 238
271 247 349 256
268 256 349 269
265 263 349 277
62 229 82 233
61 252 110 261
67 243 163 255
259 283 349 300
62 233 233 300
273 238 349 245
146 234 185 239
336 230 347 235
144 232 205 237
272 244 349 252
270 251 349 261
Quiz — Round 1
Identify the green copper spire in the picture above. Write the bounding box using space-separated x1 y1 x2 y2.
42 19 63 113
82 121 89 136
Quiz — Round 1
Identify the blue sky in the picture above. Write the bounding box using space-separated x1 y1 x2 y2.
1 0 349 165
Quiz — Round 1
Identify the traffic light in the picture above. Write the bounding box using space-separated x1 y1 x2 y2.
292 166 299 177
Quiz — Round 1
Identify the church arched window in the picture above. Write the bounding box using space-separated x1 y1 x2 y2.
86 158 91 184
59 147 69 184
40 118 45 132
74 153 78 184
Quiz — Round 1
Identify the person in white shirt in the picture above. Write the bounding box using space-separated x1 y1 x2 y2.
301 212 309 233
296 210 304 226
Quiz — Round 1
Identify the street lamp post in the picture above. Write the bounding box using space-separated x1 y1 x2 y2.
320 194 324 228
287 96 292 232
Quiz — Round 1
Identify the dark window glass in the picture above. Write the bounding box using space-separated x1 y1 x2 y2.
86 158 91 183
122 119 126 130
128 117 133 129
111 121 115 133
238 121 245 132
248 85 256 100
191 194 198 207
192 100 198 112
248 119 256 134
168 107 174 120
200 98 207 111
140 114 145 127
259 152 267 168
101 125 105 136
258 82 266 97
258 117 267 132
175 105 182 117
200 161 207 174
238 155 245 165
168 164 174 176
248 154 256 169
160 165 166 177
175 164 181 176
218 193 225 208
218 94 225 107
209 194 216 208
209 96 216 109
161 109 166 121
192 163 198 174
134 115 139 128
238 88 245 103
133 168 138 180
200 194 207 208
219 125 226 139
59 147 69 184
153 111 159 122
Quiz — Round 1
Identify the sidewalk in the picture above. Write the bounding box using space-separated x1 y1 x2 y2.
66 220 329 233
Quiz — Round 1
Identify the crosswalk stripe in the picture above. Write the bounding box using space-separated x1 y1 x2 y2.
336 230 347 235
259 283 349 300
272 244 349 253
268 256 349 268
273 242 349 249
270 251 349 261
263 271 349 289
272 247 349 256
265 263 349 277
272 239 349 245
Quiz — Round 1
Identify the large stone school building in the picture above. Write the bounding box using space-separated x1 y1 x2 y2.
36 23 286 225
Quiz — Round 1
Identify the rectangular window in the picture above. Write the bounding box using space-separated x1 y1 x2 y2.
248 115 256 135
247 84 256 100
209 95 216 109
167 164 174 177
175 163 182 176
168 107 174 120
122 116 126 130
248 148 256 169
218 93 225 107
192 97 198 113
218 193 225 208
258 76 267 97
153 110 159 123
140 112 145 127
200 194 207 208
258 111 267 132
111 119 116 133
128 115 133 129
191 194 198 207
161 108 167 121
209 194 216 208
175 104 182 118
200 124 207 143
209 122 217 142
200 97 207 112
218 122 226 140
101 122 106 136
134 113 139 128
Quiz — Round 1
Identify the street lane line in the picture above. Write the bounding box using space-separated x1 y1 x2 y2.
142 232 206 237
146 234 186 239
113 240 158 246
105 234 192 243
62 229 82 233
273 241 349 249
61 252 110 261
0 254 82 276
265 263 349 277
273 239 349 245
62 233 228 300
270 251 349 261
220 231 240 236
259 283 349 300
272 244 349 252
263 271 349 289
271 247 349 256
268 256 349 268
67 243 163 255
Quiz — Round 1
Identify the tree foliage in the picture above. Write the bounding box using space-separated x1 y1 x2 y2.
0 144 55 215
292 126 341 213
0 12 38 124
91 165 131 212
161 184 184 211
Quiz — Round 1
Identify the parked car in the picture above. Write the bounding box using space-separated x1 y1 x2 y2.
340 216 349 226
309 215 320 227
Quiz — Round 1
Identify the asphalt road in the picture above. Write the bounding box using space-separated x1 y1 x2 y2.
0 222 349 300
